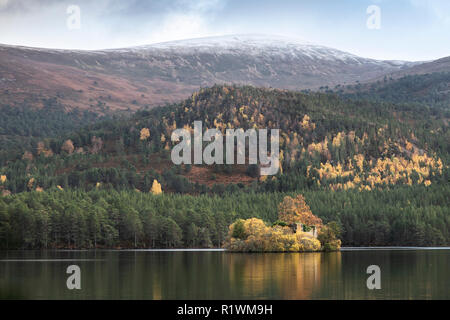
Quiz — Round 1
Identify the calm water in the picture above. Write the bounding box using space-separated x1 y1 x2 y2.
0 249 448 300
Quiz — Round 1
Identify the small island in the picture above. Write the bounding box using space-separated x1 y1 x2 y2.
224 195 342 252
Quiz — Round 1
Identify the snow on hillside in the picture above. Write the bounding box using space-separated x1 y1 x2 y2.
124 34 411 66
0 34 415 68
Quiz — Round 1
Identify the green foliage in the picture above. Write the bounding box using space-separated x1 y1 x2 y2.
246 164 259 178
1 84 448 195
337 72 450 110
0 82 448 249
318 221 342 251
0 184 447 249
231 219 247 239
272 220 287 227
0 103 109 165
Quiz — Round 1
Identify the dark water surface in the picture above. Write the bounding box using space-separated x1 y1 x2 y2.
0 249 448 300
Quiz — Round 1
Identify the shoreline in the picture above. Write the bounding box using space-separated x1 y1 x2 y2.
1 247 450 253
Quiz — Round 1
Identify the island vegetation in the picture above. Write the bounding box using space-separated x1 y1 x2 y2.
224 195 341 252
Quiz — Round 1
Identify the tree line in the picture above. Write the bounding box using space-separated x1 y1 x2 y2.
0 184 448 249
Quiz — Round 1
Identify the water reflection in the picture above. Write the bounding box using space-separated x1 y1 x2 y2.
0 250 448 300
227 253 336 299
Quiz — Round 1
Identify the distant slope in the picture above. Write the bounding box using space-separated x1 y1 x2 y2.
333 72 450 109
0 44 196 112
0 34 419 113
0 103 109 164
381 56 450 79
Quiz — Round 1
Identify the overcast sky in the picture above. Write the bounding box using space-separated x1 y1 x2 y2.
0 0 449 61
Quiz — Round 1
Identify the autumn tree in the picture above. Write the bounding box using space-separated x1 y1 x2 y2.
61 139 75 154
150 179 162 195
224 217 322 252
140 128 150 141
37 141 53 157
278 195 323 227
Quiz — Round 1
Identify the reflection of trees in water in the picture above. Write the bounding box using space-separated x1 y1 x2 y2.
228 252 342 299
312 251 449 300
1 251 447 299
109 250 448 300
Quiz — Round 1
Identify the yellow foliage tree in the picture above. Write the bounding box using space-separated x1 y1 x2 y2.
0 175 6 183
243 218 268 236
332 132 345 147
150 179 163 195
27 177 35 190
224 218 323 252
301 114 315 130
140 128 150 141
405 140 413 152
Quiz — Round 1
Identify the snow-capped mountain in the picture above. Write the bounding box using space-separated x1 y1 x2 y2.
134 34 393 65
0 34 436 112
110 34 417 87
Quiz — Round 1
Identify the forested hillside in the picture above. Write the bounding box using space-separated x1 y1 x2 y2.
0 101 113 164
332 72 450 110
1 84 447 194
0 83 448 248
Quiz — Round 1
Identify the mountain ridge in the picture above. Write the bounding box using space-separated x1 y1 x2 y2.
1 34 441 113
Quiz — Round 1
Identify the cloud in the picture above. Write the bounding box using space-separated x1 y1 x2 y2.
99 0 228 46
0 0 61 12
179 0 225 12
0 0 228 49
0 0 446 61
410 0 450 25
146 0 227 43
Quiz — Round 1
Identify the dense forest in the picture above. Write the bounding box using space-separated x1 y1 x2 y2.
332 72 450 110
1 84 448 194
0 184 447 249
0 77 448 249
0 101 113 165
